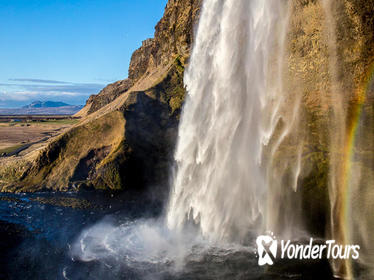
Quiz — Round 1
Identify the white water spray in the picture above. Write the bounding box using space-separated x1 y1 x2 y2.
167 0 295 242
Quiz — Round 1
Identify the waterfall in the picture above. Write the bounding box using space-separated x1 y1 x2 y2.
321 0 351 277
166 0 295 242
165 0 374 277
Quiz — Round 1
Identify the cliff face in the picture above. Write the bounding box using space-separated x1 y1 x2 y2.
82 0 202 116
268 0 374 239
287 0 374 108
129 0 202 81
84 79 133 115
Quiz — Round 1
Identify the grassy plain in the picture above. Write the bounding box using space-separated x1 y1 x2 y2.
0 116 79 156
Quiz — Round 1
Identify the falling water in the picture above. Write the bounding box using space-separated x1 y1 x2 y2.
321 0 351 277
164 0 374 277
322 1 374 278
166 0 297 242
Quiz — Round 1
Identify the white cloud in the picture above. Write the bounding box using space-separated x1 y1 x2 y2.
0 79 106 107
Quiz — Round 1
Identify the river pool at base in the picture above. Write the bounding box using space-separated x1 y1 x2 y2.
0 192 334 280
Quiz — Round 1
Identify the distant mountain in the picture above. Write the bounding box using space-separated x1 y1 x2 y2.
0 101 83 116
22 101 71 109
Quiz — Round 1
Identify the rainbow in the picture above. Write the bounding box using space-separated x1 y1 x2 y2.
339 60 374 278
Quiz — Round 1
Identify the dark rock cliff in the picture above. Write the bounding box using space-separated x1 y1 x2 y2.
83 0 202 116
85 79 133 115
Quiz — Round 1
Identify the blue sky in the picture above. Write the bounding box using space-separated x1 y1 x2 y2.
0 0 167 108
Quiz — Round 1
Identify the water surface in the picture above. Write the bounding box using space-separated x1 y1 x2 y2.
0 192 332 280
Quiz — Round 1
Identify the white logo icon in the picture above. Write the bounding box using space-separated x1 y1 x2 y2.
255 234 360 266
256 235 278 266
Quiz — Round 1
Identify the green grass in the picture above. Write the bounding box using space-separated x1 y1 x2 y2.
32 119 79 125
0 144 26 155
0 119 79 126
